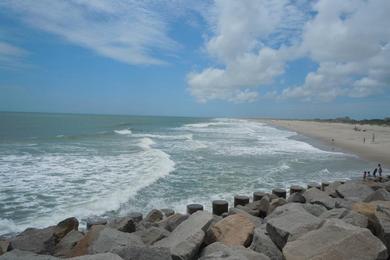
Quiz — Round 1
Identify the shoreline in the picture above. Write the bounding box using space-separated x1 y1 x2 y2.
261 119 390 168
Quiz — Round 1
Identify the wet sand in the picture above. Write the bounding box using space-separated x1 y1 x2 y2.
262 119 390 168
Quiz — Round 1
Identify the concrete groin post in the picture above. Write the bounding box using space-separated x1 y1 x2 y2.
272 188 287 199
289 185 305 194
307 182 321 190
234 195 250 207
212 200 229 216
187 204 204 215
253 191 266 201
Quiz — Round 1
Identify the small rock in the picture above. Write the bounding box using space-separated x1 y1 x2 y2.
108 217 136 233
200 242 270 260
258 197 270 218
158 213 188 232
145 209 164 223
86 217 107 230
283 219 388 260
206 214 255 246
267 198 287 214
128 212 143 223
249 228 283 260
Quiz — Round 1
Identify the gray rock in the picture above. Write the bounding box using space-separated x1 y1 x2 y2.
10 226 56 254
364 189 390 202
334 198 354 209
257 197 270 218
69 253 124 260
113 246 172 260
158 213 188 232
71 226 144 256
145 210 164 223
0 240 10 255
320 208 368 228
108 217 136 233
249 228 283 260
135 227 170 245
373 206 390 255
200 242 270 260
266 206 323 249
0 249 58 260
336 182 374 201
267 198 287 215
228 208 263 227
54 230 84 257
267 203 325 219
161 209 175 218
86 217 107 230
283 219 388 260
53 217 79 242
287 192 306 203
154 211 213 260
303 188 336 209
236 205 258 217
301 203 327 217
324 181 342 197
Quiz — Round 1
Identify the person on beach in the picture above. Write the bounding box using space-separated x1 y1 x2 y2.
379 164 382 177
373 167 378 177
363 171 367 179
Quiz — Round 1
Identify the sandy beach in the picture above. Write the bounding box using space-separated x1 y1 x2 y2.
263 119 390 168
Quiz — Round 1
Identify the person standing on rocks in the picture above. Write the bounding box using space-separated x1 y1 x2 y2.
373 167 378 177
378 164 382 177
363 171 367 179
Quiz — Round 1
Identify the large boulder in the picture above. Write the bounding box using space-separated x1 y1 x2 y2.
153 211 213 260
206 214 255 247
199 242 270 260
70 226 144 257
54 230 84 257
113 246 172 260
267 203 326 219
303 188 336 209
320 208 368 228
336 182 374 201
249 228 283 260
158 213 188 232
372 206 390 255
108 217 136 233
364 189 390 202
228 208 263 227
53 217 79 242
266 205 323 249
145 210 164 223
10 226 56 254
135 226 170 245
0 241 10 255
287 192 305 203
69 253 124 259
283 219 388 260
0 249 58 260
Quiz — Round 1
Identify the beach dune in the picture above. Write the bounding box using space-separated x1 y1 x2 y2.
264 120 390 167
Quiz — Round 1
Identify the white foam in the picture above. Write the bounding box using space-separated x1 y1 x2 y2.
132 133 193 140
114 129 132 135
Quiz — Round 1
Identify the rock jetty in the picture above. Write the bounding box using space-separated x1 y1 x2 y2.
2 177 390 259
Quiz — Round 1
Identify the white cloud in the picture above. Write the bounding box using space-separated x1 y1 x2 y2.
188 0 309 102
188 0 390 103
0 0 180 65
0 41 28 69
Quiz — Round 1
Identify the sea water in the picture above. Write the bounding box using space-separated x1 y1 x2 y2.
0 112 373 235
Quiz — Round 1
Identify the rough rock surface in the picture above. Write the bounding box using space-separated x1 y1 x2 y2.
228 208 263 227
71 226 144 257
267 198 287 214
303 188 336 209
249 228 283 260
0 249 59 260
108 217 136 233
54 230 84 257
145 210 164 223
113 246 172 260
283 219 388 260
287 192 306 203
200 242 270 260
364 189 390 202
336 182 374 201
206 214 255 246
135 226 170 245
0 241 10 255
320 208 368 228
69 253 124 260
10 226 56 254
266 205 323 249
159 213 188 232
154 211 213 260
53 217 79 242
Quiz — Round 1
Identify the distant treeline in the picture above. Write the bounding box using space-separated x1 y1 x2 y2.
311 117 390 126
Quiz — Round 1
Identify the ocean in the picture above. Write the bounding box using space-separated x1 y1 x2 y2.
0 112 371 235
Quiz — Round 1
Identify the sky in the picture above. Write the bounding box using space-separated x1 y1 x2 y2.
0 0 389 119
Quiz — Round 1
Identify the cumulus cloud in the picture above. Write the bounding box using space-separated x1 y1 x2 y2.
188 0 390 102
0 0 180 65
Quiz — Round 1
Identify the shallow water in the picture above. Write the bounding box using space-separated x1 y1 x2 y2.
0 112 373 235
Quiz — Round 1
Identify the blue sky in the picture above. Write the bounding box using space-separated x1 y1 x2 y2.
0 0 389 119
